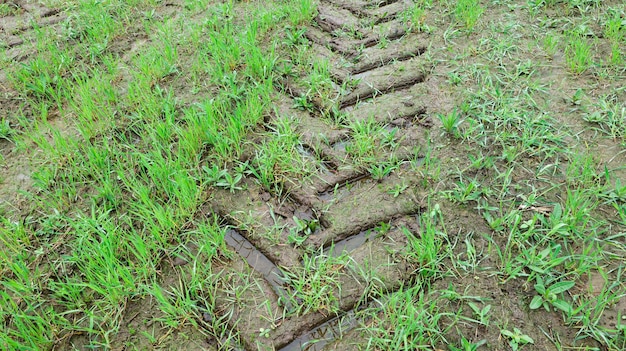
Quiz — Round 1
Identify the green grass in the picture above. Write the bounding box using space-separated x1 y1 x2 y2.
249 116 319 195
345 117 402 174
565 32 594 74
283 250 348 316
0 0 316 349
0 3 19 16
1 0 626 349
356 280 456 349
454 0 484 32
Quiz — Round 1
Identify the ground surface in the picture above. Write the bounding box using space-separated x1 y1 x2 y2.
1 0 626 350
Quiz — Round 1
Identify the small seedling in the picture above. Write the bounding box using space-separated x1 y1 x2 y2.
377 33 389 49
0 3 19 16
571 88 585 106
288 216 319 247
215 171 243 192
529 276 575 314
449 336 487 351
293 94 315 111
438 109 462 137
582 96 626 141
387 182 409 197
440 283 485 302
282 251 346 316
382 127 399 149
468 302 491 327
501 145 520 163
0 119 15 140
602 179 626 203
448 178 482 204
501 328 534 351
468 153 494 170
401 211 446 278
369 161 398 181
259 327 271 338
375 221 392 235
203 165 243 192
284 27 308 47
542 33 558 57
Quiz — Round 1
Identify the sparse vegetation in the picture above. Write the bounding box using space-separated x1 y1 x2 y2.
1 0 625 350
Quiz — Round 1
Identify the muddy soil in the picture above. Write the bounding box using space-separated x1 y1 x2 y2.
2 0 625 350
198 0 626 348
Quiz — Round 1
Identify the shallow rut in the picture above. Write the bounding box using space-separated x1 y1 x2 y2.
204 0 438 349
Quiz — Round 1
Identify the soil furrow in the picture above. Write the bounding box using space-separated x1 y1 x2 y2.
4 0 625 350
231 226 416 349
304 26 358 58
277 76 340 116
322 0 369 18
346 88 428 124
315 5 366 38
352 25 408 49
213 256 287 350
224 229 290 291
340 71 426 108
366 0 412 24
307 43 353 83
351 45 427 74
305 174 425 248
279 308 359 351
365 0 402 8
210 180 303 269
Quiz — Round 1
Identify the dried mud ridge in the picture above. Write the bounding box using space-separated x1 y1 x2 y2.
0 0 67 123
0 0 66 59
207 0 433 349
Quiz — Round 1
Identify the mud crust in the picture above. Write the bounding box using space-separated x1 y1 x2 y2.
204 0 434 348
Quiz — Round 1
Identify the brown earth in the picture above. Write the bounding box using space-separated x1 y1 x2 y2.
1 0 625 350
